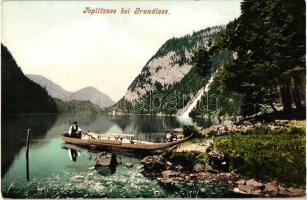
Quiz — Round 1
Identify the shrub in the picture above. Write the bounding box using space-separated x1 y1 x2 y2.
214 125 306 187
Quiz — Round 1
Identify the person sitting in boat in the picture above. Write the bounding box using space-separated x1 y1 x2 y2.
68 121 82 138
166 132 174 142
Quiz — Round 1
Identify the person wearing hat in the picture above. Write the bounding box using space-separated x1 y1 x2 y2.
68 121 82 138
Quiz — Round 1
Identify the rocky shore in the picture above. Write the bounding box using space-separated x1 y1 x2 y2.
140 154 305 197
198 120 290 137
140 120 306 197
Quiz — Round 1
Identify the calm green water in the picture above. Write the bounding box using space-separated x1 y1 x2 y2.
1 114 240 198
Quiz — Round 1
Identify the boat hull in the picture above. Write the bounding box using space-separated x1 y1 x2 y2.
61 134 192 151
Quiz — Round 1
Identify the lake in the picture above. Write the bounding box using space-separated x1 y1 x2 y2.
1 114 240 198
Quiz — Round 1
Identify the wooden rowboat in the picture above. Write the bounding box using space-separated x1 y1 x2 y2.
61 133 193 151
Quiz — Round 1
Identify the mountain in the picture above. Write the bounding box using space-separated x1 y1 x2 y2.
114 26 232 115
26 74 72 100
1 44 57 114
26 75 114 108
65 86 114 108
54 99 100 113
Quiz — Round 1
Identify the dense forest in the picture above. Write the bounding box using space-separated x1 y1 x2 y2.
192 0 305 118
1 44 58 114
54 99 100 113
114 0 306 118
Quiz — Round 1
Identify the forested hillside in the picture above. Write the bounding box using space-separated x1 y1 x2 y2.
192 0 306 118
1 44 102 114
1 44 57 114
113 26 232 115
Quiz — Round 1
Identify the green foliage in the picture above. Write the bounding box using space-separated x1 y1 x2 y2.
115 37 235 116
214 124 306 187
190 69 243 118
118 27 228 115
190 50 242 118
127 27 222 92
218 0 306 115
54 99 100 113
114 66 205 114
1 44 101 114
193 48 212 77
154 26 222 63
182 125 202 139
1 44 58 114
167 126 208 170
166 151 208 170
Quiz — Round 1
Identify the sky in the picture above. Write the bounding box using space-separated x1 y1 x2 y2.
2 0 242 101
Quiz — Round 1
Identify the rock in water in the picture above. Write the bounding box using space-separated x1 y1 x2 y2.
125 161 133 168
162 170 178 178
95 152 117 175
140 155 167 171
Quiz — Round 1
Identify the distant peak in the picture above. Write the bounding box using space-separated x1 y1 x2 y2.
76 86 101 92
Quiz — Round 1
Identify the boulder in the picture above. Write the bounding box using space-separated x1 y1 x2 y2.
237 180 265 196
95 152 117 175
246 179 264 188
162 170 178 178
238 184 256 194
287 187 305 197
264 182 278 196
277 187 292 196
236 179 246 185
252 189 263 196
204 164 219 173
140 155 167 171
174 165 183 171
192 163 218 173
234 187 248 194
278 187 305 197
208 151 229 171
161 178 173 184
124 161 133 168
193 163 206 172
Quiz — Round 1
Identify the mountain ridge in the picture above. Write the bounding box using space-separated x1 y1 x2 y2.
113 25 232 115
1 45 57 114
26 74 114 108
124 25 225 103
26 74 72 100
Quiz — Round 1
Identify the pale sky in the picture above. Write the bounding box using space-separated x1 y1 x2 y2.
2 0 241 101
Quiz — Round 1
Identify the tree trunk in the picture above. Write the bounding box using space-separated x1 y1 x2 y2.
279 81 292 112
292 77 302 111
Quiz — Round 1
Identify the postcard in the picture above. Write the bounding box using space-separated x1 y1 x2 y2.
1 0 306 198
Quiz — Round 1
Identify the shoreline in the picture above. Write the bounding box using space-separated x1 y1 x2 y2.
140 119 306 197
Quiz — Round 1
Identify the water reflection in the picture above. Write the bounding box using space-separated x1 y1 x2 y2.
68 149 79 162
2 113 217 178
1 114 58 177
62 145 119 176
1 114 236 198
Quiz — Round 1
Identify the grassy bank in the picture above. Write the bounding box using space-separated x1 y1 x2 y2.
166 125 208 169
169 121 305 188
213 120 306 188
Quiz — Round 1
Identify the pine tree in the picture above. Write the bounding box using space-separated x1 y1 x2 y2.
218 0 305 115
